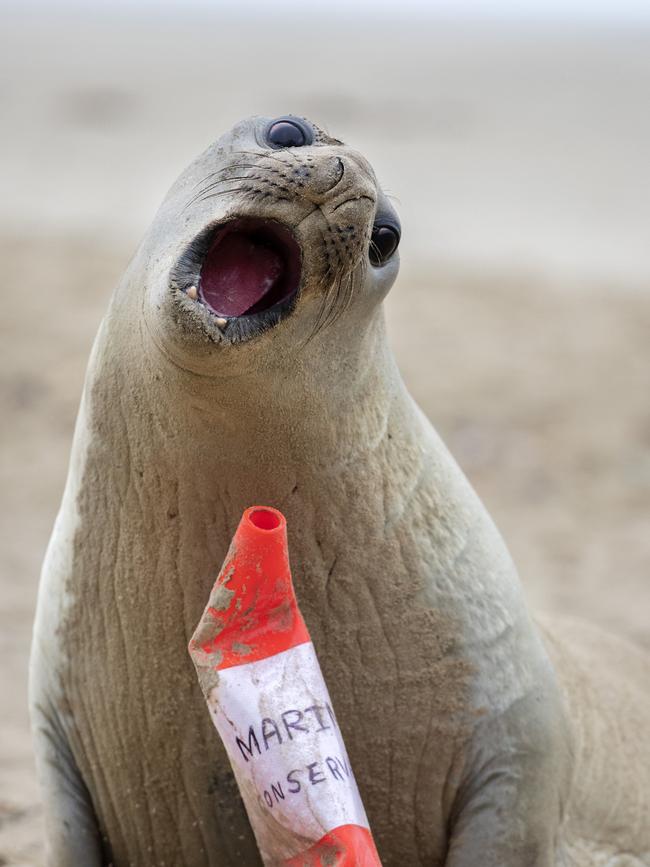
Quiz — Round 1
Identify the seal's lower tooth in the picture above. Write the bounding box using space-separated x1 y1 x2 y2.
215 317 228 329
187 285 198 300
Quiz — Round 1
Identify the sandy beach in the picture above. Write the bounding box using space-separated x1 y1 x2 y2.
1 6 649 864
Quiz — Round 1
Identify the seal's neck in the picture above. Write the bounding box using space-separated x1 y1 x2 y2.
137 308 409 474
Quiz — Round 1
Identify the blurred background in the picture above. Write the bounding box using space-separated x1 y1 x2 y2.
1 1 649 863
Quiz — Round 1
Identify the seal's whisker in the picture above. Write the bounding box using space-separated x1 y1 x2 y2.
187 163 260 191
307 213 368 339
310 290 330 339
184 168 271 210
182 180 244 212
295 280 333 350
198 162 288 186
316 283 339 335
342 268 357 313
312 228 340 333
184 161 295 212
183 177 289 212
309 241 355 341
321 275 340 329
191 186 250 204
189 176 257 202
326 269 355 331
181 188 241 214
369 238 382 262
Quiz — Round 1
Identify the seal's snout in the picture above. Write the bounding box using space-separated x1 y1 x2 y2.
301 155 345 200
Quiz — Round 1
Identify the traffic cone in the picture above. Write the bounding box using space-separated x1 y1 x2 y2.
189 506 382 866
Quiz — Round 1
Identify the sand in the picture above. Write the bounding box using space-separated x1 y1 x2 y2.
1 7 648 864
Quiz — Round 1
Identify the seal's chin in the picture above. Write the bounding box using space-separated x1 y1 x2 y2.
199 219 301 319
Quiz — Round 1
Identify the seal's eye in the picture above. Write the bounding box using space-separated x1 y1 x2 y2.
369 224 400 266
266 118 312 149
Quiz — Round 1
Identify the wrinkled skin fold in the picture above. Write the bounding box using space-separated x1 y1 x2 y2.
29 116 650 866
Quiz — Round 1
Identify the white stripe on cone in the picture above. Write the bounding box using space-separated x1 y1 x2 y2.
206 641 370 862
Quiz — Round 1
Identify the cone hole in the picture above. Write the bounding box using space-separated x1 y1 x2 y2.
249 508 282 531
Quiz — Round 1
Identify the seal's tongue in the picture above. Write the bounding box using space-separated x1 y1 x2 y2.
200 231 284 317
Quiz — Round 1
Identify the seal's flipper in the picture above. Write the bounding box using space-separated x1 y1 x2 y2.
443 682 571 867
31 700 103 866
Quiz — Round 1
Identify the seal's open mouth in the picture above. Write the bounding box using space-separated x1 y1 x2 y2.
171 216 303 343
198 218 301 320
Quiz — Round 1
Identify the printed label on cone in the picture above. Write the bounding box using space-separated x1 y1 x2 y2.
207 641 370 862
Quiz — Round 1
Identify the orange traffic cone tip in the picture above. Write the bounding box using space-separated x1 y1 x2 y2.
189 506 310 671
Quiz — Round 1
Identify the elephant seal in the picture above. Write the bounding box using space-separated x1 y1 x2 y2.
30 115 650 866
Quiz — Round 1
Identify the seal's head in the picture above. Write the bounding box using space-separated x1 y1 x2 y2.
140 115 400 372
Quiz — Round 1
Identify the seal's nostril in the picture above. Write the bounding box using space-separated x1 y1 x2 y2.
305 156 346 198
325 157 344 192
